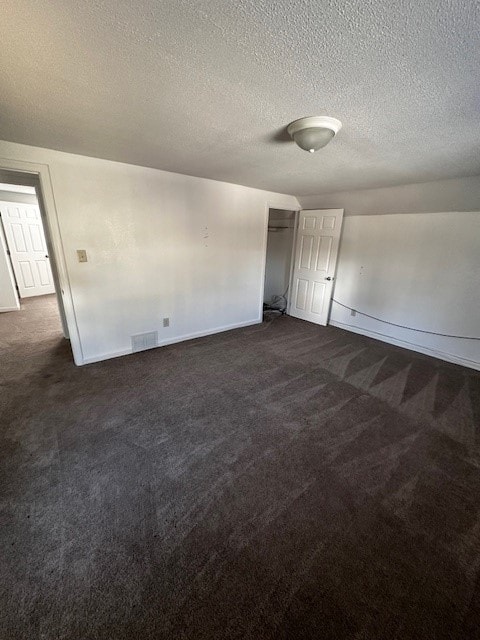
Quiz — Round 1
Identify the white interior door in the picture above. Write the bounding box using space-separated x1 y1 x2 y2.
0 222 20 312
289 209 344 325
0 202 55 298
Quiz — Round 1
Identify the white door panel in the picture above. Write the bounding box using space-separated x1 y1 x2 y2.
295 278 309 310
290 209 344 326
0 202 55 298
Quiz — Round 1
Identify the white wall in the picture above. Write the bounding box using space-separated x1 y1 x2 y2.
298 177 480 370
263 229 294 303
0 140 299 364
299 175 480 216
331 212 480 370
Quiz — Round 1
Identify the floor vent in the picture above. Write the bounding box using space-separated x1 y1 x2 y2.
131 331 158 353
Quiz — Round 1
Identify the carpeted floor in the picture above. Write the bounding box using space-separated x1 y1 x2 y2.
1 295 480 639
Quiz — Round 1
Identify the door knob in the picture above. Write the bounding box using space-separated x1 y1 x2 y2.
45 255 49 259
325 276 334 281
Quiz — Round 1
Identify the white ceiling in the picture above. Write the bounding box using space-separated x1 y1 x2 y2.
1 0 479 196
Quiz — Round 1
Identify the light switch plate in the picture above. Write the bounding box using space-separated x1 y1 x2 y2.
77 249 88 263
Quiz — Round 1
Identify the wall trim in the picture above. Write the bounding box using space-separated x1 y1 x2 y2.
0 306 19 312
329 319 480 372
82 318 261 365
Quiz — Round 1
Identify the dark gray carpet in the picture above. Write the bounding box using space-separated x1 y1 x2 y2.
1 295 480 639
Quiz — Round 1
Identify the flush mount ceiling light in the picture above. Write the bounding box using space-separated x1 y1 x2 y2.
287 116 342 153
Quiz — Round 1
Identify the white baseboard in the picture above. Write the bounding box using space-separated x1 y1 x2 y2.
0 305 20 313
155 318 261 348
82 348 132 365
329 320 480 372
81 318 261 366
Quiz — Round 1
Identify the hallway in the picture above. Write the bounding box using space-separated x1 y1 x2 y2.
0 294 69 374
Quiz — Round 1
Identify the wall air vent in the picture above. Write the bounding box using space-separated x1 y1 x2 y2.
131 331 158 353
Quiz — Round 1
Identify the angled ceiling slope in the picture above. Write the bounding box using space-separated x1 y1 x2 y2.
1 0 479 196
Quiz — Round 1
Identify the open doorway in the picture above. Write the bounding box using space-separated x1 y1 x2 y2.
0 168 72 360
263 208 345 327
263 208 297 319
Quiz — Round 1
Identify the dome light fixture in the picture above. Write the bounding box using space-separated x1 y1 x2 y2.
287 116 342 153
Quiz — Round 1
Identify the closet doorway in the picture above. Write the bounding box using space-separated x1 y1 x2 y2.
262 207 344 325
263 208 297 317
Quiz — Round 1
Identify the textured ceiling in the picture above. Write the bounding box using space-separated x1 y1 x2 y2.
1 0 479 196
